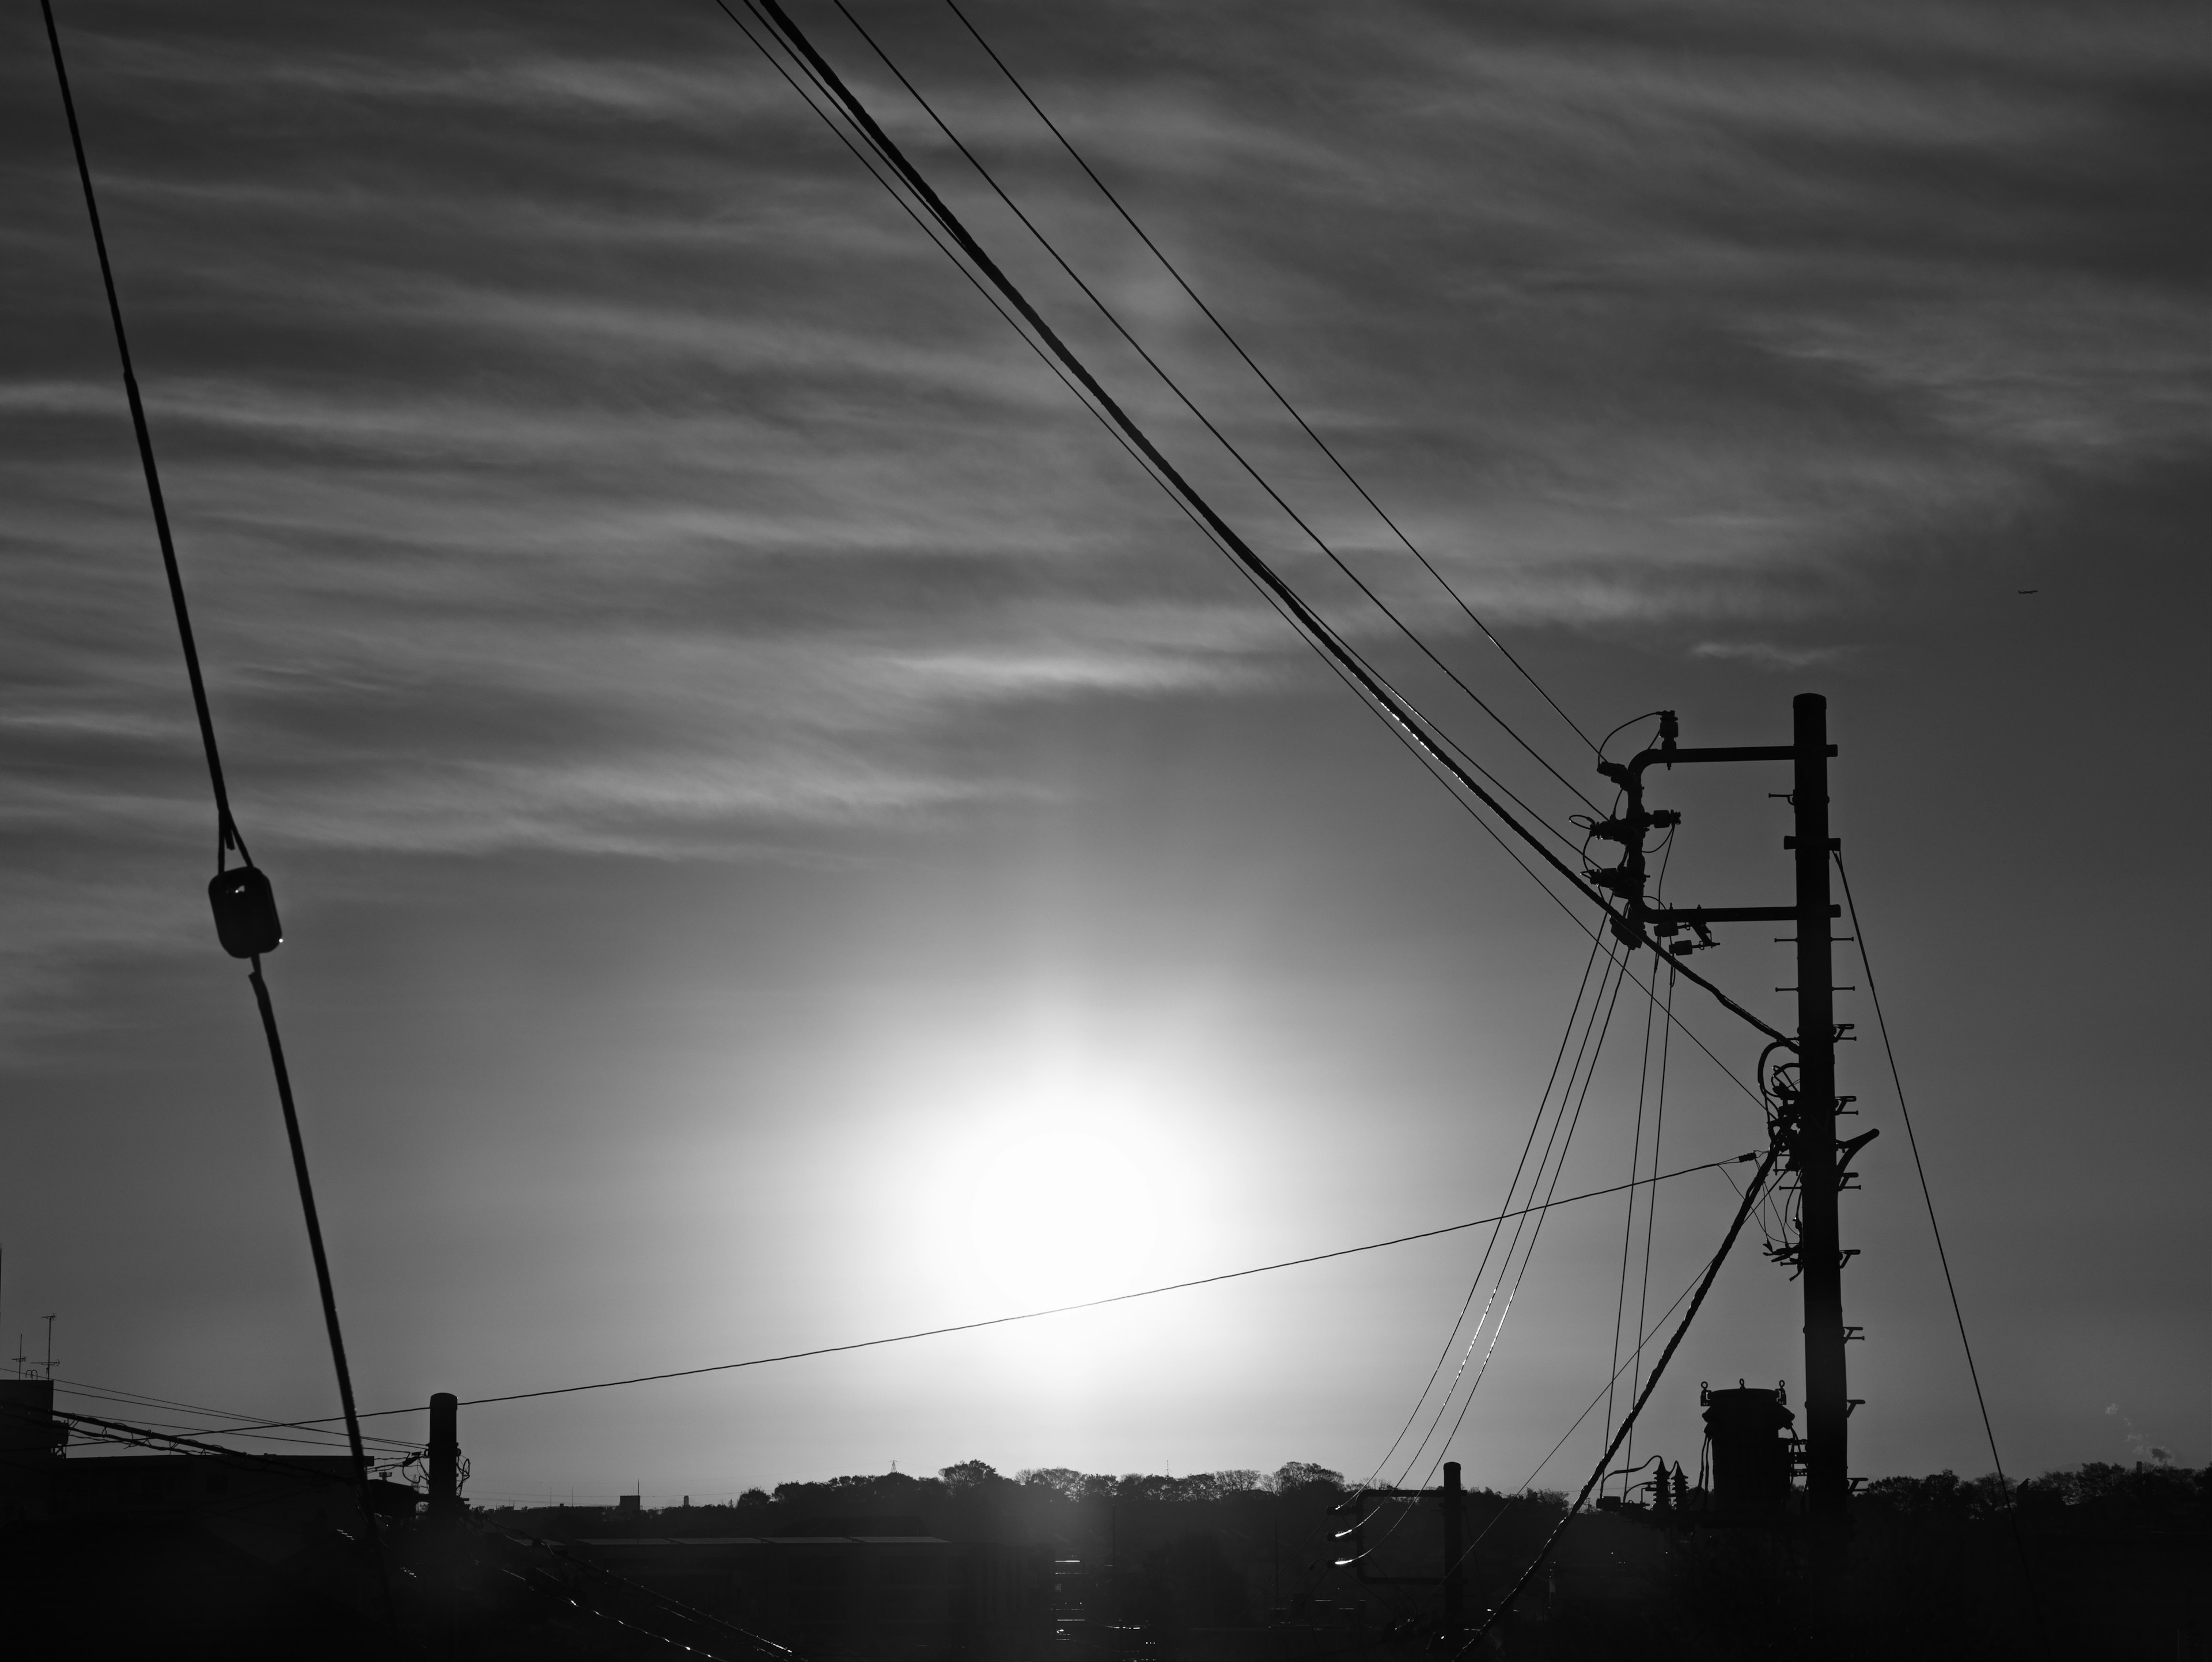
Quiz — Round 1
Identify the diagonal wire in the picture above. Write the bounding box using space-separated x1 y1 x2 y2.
1835 851 2051 1658
39 5 381 1580
1622 958 1676 1482
832 0 1601 826
713 1 1770 1156
938 0 1596 758
1412 946 1634 1489
1603 951 1662 1483
166 1152 1759 1438
1453 1146 1782 1655
727 0 1787 1050
1351 926 1608 1500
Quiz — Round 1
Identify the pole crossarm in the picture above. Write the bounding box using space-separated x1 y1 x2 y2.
1604 741 1836 784
1649 904 1835 927
1579 699 1855 1556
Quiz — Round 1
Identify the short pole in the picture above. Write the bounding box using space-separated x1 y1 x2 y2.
428 1391 461 1519
1442 1461 1464 1645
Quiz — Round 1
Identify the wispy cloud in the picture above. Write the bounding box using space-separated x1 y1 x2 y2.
1690 641 1854 672
2 0 2203 984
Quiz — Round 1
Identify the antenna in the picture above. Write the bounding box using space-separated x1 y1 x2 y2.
43 1315 56 1381
10 1335 25 1379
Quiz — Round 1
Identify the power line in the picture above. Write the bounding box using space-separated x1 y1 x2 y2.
715 1 1594 922
201 1153 1759 1436
726 0 1784 1053
935 0 1597 760
1622 959 1677 1484
1353 926 1608 1498
1604 952 1663 1481
1452 1214 1732 1573
836 0 1600 826
1415 942 1635 1488
707 25 1778 1532
801 14 1594 858
1343 938 1630 1563
1455 1146 1782 1655
38 0 377 1523
50 1380 416 1452
1835 852 2050 1657
37 9 239 865
1335 934 1621 1562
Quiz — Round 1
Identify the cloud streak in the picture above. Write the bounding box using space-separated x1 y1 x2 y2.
2 0 2204 970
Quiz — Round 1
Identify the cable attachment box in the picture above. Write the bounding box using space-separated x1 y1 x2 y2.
209 865 283 958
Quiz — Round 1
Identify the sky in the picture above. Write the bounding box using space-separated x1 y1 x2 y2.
1 0 2206 1508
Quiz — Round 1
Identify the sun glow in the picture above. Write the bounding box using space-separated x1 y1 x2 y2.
964 1123 1162 1307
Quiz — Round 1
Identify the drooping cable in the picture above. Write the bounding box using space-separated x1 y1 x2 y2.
719 0 1604 923
1442 1192 1759 1578
1835 853 2051 1657
37 1 242 868
1347 936 1631 1561
1622 959 1676 1483
1351 926 1608 1501
936 0 1597 759
1606 832 1676 1483
714 1 1768 1175
196 1152 1758 1436
1603 952 1662 1482
1330 937 1621 1563
1413 948 1635 1488
836 0 1600 823
726 0 1786 1051
739 1 1576 866
38 0 382 1574
51 1377 405 1445
1453 1146 1782 1656
1385 946 1631 1509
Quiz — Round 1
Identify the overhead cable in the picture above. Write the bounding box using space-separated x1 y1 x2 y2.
37 0 377 1520
1455 1146 1783 1656
834 0 1599 824
1603 952 1663 1479
1836 853 2051 1657
1352 926 1608 1500
766 0 1588 855
211 1153 1759 1434
1345 937 1630 1559
716 0 1586 877
727 0 1784 1051
1412 943 1636 1489
1622 958 1677 1483
936 0 1599 759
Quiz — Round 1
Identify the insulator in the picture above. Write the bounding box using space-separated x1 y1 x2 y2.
208 865 283 959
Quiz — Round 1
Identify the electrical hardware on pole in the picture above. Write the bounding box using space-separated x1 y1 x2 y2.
1586 694 1854 1542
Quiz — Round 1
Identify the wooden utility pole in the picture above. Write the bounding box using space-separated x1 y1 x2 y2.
1790 695 1849 1527
1596 694 1851 1535
427 1391 463 1519
1441 1461 1465 1646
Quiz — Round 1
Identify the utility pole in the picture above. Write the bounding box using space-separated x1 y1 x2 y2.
1789 695 1850 1531
1441 1461 1464 1648
427 1391 463 1520
1593 692 1853 1539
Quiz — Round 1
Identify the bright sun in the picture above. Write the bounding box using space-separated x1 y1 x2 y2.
964 1125 1162 1307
